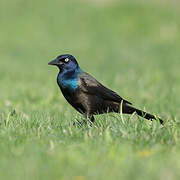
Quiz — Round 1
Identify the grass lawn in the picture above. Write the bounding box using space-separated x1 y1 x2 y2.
0 0 180 179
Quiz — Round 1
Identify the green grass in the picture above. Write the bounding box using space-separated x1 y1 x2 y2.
0 0 180 179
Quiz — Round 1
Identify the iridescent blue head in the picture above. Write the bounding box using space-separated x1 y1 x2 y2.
49 54 82 91
48 54 79 72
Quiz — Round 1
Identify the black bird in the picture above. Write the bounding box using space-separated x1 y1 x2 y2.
48 54 163 124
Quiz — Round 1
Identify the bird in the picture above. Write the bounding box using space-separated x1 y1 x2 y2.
48 54 163 124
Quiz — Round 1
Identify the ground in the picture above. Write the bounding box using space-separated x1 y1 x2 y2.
0 0 180 179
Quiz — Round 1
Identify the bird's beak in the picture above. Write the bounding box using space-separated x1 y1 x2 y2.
48 59 58 66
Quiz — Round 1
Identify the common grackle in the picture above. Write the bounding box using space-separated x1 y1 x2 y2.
48 54 163 124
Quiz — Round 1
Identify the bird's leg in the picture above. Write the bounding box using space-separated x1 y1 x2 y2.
84 112 95 123
73 113 95 126
89 115 95 123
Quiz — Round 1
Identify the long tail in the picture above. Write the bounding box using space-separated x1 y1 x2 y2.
122 104 163 124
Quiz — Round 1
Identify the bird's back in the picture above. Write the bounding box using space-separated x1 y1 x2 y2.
78 72 132 105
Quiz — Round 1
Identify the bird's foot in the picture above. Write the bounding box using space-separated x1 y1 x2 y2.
73 120 87 127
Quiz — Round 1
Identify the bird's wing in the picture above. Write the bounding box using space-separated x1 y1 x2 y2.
79 72 132 105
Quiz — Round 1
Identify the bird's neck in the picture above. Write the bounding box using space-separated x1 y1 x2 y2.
57 67 82 91
59 66 82 79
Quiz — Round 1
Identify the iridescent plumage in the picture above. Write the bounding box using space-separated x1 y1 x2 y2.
48 54 163 124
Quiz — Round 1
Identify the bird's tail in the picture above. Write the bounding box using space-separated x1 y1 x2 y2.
122 104 163 124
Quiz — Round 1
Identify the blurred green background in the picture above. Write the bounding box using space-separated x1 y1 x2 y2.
0 0 180 179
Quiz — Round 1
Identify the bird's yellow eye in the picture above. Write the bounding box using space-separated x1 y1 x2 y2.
64 58 69 63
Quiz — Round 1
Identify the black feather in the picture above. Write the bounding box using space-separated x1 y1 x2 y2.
49 54 163 124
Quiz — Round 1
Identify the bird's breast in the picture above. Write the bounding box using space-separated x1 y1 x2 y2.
57 76 78 92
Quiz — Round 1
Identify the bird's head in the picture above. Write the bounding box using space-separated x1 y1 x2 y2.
48 54 79 72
